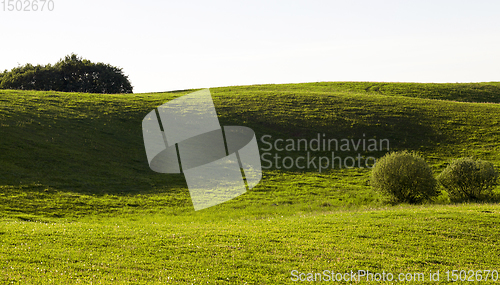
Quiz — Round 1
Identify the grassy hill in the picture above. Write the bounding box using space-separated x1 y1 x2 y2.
1 82 500 283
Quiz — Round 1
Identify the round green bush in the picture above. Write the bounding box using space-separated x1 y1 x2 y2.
371 151 438 204
437 157 498 201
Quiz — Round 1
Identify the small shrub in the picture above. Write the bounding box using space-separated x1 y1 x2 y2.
437 157 498 201
371 151 438 204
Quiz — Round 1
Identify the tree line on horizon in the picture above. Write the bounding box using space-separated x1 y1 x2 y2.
0 54 133 94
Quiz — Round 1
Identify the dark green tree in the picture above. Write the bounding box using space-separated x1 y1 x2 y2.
0 54 133 94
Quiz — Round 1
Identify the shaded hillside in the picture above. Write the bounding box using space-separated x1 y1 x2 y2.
1 82 500 197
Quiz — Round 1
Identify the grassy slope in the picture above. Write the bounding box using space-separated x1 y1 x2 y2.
248 81 500 103
1 82 500 283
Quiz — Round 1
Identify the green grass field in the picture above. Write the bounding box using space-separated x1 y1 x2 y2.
1 82 500 284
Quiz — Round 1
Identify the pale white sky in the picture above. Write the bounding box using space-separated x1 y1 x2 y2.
1 0 499 93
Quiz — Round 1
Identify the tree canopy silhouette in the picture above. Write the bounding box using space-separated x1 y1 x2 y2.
0 54 133 94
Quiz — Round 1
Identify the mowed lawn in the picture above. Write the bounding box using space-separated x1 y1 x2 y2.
1 82 500 283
